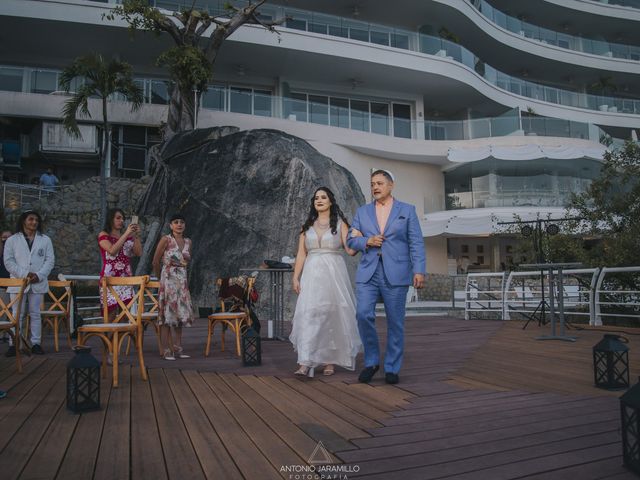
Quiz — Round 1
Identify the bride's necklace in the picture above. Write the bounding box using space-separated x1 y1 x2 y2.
316 220 330 229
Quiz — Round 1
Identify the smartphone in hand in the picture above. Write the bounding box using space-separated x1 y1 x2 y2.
131 215 139 225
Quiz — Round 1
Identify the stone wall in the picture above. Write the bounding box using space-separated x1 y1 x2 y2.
418 273 467 302
4 176 154 276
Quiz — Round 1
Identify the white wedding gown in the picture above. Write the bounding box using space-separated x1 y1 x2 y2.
289 221 362 370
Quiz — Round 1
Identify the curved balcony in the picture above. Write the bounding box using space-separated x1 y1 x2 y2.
471 0 640 60
1 65 609 143
230 3 640 116
588 0 640 8
444 156 602 209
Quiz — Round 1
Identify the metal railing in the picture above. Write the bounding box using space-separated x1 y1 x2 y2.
7 2 640 116
1 181 62 210
503 268 599 324
462 266 640 326
464 272 506 320
595 267 640 325
471 0 640 60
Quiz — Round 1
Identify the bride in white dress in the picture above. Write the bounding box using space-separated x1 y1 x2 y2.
290 187 362 377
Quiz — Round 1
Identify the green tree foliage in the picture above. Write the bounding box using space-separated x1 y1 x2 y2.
105 0 284 135
567 141 640 268
59 54 143 224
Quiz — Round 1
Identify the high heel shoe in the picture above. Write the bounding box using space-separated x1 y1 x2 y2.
163 349 176 361
323 365 335 376
173 345 190 359
294 366 315 378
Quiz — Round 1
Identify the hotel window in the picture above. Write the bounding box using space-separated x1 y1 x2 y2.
230 87 253 114
309 95 329 125
393 104 412 139
371 102 389 135
288 92 308 122
329 25 349 38
150 80 169 104
31 70 58 94
202 85 226 111
253 90 272 117
349 27 369 42
286 18 307 31
329 97 349 128
350 100 370 132
309 22 328 35
0 67 23 92
391 33 410 50
370 30 390 46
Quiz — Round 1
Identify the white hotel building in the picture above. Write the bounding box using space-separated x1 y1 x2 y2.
1 0 639 274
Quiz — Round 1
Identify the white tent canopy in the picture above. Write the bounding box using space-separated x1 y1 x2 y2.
447 144 607 163
421 207 571 237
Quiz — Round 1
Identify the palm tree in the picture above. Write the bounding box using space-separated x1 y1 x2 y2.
60 54 143 225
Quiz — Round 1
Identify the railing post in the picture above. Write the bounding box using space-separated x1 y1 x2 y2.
451 276 455 308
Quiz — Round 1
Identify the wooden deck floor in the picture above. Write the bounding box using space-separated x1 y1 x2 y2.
0 317 637 479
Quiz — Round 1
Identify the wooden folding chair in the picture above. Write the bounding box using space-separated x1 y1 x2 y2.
126 280 162 356
0 278 28 373
205 276 255 357
77 275 149 388
41 280 73 352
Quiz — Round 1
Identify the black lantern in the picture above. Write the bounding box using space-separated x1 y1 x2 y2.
242 327 262 366
593 334 629 390
67 346 101 413
620 380 640 475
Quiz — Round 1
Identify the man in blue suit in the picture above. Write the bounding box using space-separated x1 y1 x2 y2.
348 170 426 384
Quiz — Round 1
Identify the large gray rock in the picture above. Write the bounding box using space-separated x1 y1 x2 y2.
138 127 366 320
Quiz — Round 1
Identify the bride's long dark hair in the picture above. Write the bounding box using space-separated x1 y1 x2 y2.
300 187 350 235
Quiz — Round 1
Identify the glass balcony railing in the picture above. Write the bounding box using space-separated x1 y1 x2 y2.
93 1 640 115
471 0 640 60
589 0 640 8
0 64 608 143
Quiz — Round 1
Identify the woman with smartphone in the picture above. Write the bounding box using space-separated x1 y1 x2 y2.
98 208 142 320
152 213 193 360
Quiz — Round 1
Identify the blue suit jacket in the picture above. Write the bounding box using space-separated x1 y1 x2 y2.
347 199 426 286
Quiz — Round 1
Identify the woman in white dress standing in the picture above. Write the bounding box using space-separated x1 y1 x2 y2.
290 187 362 377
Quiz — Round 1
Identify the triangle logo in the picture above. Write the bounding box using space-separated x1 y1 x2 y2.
308 440 332 465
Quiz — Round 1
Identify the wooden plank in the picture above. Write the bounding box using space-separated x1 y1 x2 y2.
56 375 112 480
19 390 81 480
148 369 205 480
381 392 572 425
521 457 633 480
181 371 282 480
340 417 617 463
303 380 390 421
0 366 66 479
281 377 382 430
358 435 620 479
0 357 57 421
375 384 417 403
0 360 64 452
241 375 356 452
130 367 168 480
343 418 617 473
260 376 370 440
343 383 409 411
0 355 46 388
164 369 243 480
93 366 132 480
351 401 618 449
220 373 340 463
201 372 305 476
